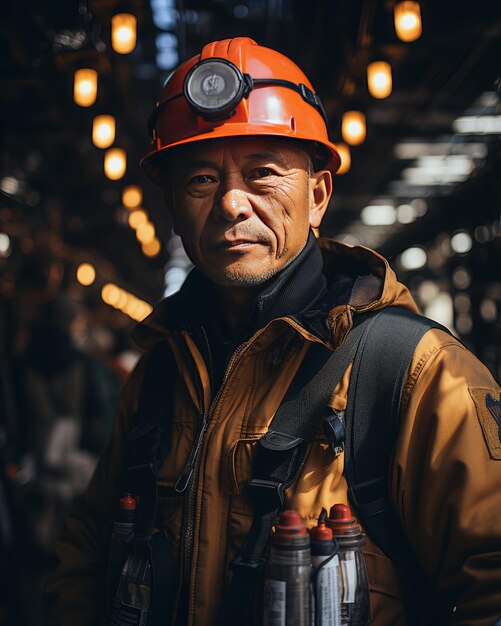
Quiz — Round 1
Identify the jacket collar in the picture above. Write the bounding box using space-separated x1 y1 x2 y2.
132 237 420 350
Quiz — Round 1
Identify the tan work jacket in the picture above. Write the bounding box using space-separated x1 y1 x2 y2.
46 239 501 626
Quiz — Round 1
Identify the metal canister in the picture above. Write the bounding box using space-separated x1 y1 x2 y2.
263 510 312 626
326 504 371 626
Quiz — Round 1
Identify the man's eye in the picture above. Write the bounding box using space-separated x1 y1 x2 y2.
250 167 273 179
190 174 215 185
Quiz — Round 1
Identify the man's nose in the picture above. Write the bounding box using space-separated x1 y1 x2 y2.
215 187 253 222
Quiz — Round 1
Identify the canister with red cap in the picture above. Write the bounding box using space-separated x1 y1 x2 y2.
107 493 137 593
263 509 312 626
326 504 371 626
311 508 341 626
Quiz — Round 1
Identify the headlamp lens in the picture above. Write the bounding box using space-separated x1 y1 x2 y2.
184 59 244 118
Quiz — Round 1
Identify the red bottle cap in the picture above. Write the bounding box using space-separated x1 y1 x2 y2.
326 503 361 534
310 522 332 541
120 493 137 510
275 510 307 537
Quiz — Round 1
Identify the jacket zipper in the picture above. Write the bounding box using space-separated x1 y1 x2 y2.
173 319 320 605
175 333 260 586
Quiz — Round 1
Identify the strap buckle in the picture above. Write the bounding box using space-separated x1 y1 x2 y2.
247 477 285 510
230 554 264 573
323 410 345 458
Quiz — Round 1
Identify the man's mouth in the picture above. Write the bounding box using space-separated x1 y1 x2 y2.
214 239 261 250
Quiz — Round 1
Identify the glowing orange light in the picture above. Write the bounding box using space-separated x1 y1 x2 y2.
142 238 161 257
341 111 366 146
136 221 155 244
367 61 393 99
101 283 121 306
394 1 422 42
128 209 148 230
73 68 98 107
92 115 116 148
336 143 351 175
76 263 96 286
111 13 137 54
104 148 127 180
122 185 143 209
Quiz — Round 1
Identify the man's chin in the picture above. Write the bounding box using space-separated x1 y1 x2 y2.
205 263 282 288
221 267 280 287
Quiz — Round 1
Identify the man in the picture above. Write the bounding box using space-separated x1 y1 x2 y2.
46 37 501 626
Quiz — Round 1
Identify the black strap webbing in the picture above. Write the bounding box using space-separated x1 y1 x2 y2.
344 307 449 625
219 317 372 626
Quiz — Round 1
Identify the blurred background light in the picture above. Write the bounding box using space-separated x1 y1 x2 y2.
92 115 116 149
0 233 11 257
142 238 161 257
341 110 366 145
361 204 396 226
453 116 501 134
399 246 427 270
73 68 98 107
0 176 19 196
452 267 471 290
136 221 156 244
336 143 351 174
367 61 392 99
111 13 137 54
480 298 498 323
76 262 96 286
451 231 473 254
128 209 148 230
122 185 143 209
424 292 454 330
417 280 440 304
394 1 422 42
104 148 127 180
396 204 418 224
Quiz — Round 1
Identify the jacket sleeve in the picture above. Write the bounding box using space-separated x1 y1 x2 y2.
45 355 148 626
391 329 501 625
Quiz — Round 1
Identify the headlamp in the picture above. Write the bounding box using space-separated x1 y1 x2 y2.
183 59 250 120
148 57 328 136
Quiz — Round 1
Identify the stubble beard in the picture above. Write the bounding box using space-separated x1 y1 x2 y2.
216 243 305 287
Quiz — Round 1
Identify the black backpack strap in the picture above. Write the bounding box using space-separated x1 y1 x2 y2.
344 307 450 625
218 318 371 626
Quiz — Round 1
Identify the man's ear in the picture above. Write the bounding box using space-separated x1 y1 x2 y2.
308 169 333 228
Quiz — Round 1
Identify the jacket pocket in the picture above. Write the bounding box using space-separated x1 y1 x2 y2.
223 436 260 499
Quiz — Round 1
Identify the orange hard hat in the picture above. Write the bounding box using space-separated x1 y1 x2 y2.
140 37 341 183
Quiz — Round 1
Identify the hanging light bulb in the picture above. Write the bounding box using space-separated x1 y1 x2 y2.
336 143 351 175
341 111 366 145
122 185 143 209
73 68 98 107
111 13 137 54
104 148 127 180
367 61 393 99
394 1 422 42
92 115 116 148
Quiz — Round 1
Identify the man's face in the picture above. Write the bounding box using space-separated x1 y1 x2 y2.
162 136 332 287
